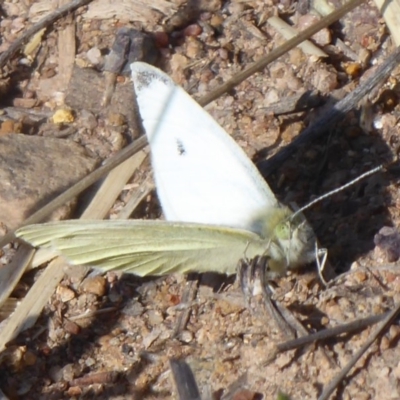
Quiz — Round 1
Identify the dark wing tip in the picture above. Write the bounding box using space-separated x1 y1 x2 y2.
130 62 174 91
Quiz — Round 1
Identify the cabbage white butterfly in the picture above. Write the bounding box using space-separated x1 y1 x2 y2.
16 62 316 276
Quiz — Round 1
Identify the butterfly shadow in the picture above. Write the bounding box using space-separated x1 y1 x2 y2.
255 94 397 275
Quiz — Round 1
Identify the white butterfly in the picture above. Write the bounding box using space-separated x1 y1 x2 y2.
16 62 316 276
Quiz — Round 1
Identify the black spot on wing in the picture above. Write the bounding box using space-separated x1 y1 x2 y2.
176 138 186 155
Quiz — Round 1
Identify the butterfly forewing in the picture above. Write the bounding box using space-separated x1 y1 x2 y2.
131 62 281 233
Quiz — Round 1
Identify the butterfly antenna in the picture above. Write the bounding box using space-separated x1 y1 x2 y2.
291 164 383 220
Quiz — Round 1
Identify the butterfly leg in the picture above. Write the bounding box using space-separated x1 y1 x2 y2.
237 256 257 309
237 256 296 339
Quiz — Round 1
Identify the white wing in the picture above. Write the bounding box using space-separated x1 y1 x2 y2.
131 62 281 234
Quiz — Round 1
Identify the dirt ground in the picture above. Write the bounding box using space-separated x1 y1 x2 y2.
1 0 400 399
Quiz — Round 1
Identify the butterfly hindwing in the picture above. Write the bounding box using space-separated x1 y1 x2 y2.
17 220 268 276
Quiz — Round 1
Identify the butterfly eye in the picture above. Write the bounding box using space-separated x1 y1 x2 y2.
275 222 291 240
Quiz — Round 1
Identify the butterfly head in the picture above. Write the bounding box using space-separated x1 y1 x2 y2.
275 210 316 270
250 207 316 274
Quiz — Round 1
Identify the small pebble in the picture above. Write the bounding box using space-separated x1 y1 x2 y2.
64 320 81 335
80 276 107 297
184 24 202 37
86 47 103 66
179 330 193 343
51 109 75 124
56 285 76 302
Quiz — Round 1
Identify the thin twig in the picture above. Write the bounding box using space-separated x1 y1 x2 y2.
259 90 324 115
318 303 400 400
0 0 93 69
259 310 393 365
273 311 390 357
172 276 199 338
267 16 328 57
197 0 366 107
116 174 154 220
0 257 66 353
259 45 400 175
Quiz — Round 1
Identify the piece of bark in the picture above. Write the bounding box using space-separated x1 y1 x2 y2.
57 0 76 89
373 0 400 46
65 66 137 132
82 0 175 23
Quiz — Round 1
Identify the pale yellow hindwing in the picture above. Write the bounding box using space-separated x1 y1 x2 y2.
16 220 268 276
